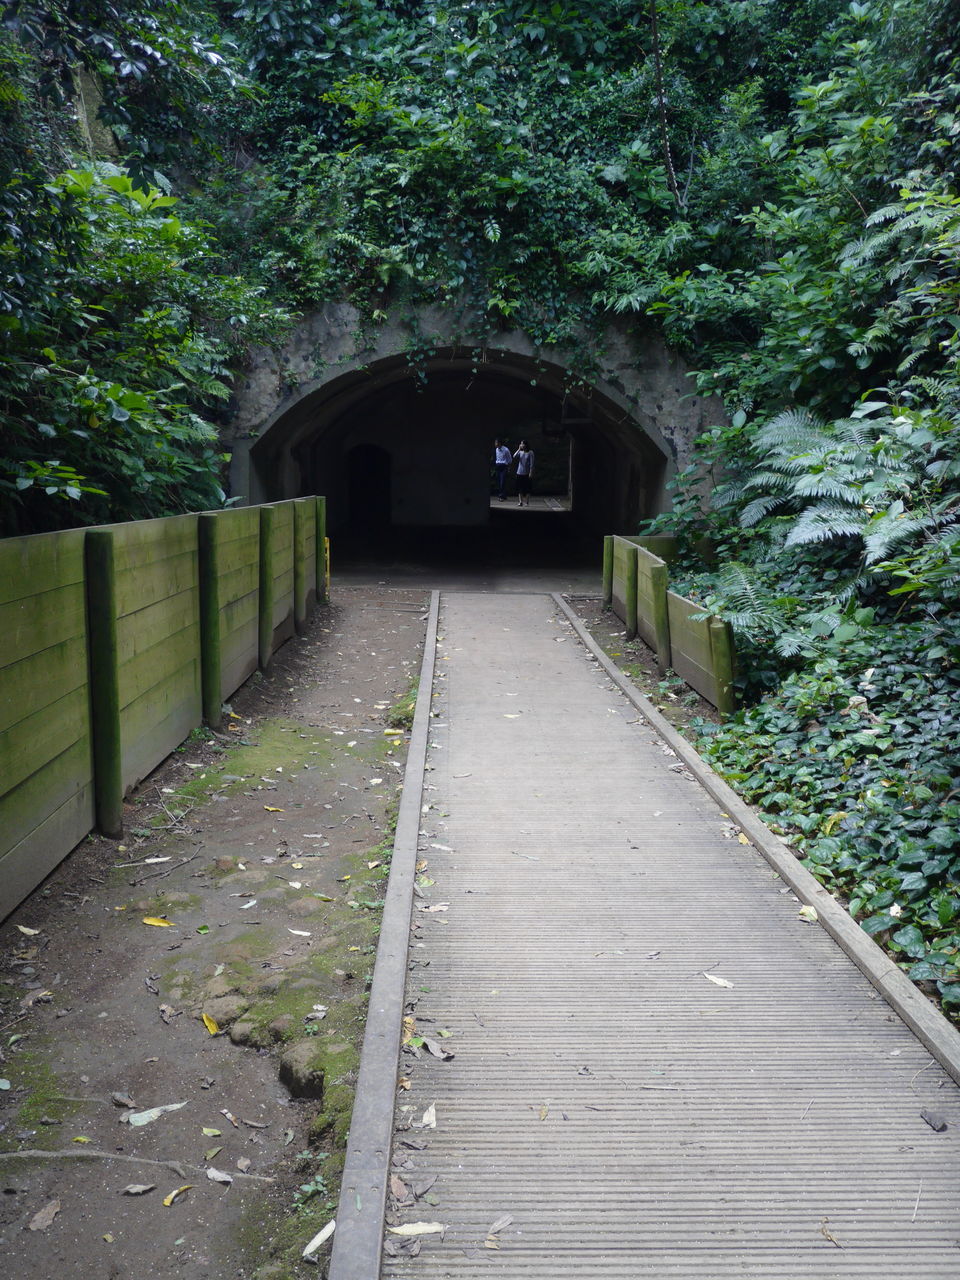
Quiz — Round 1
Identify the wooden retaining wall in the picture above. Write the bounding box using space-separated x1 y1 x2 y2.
0 531 95 912
603 533 735 715
0 497 327 920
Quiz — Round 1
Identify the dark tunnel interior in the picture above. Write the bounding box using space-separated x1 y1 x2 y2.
246 356 670 574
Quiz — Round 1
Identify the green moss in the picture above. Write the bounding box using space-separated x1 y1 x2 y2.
2 1052 80 1147
387 679 418 730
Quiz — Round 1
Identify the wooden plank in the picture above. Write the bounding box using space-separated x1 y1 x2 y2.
0 686 90 797
118 623 200 709
104 514 198 570
0 585 87 669
0 737 93 854
122 694 201 793
0 784 94 921
115 588 198 658
667 591 717 704
0 529 85 606
115 551 198 618
221 646 258 702
221 591 258 633
217 560 259 603
0 635 88 732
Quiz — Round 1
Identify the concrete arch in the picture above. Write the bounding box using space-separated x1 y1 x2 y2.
226 302 724 535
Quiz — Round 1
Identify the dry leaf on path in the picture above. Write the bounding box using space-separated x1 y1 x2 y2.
142 917 175 928
420 1103 437 1129
162 1185 192 1206
387 1222 446 1237
28 1199 61 1231
702 973 734 989
16 925 40 936
206 1168 233 1186
127 1101 187 1127
202 1014 219 1035
121 1184 155 1196
422 1037 455 1061
798 904 819 923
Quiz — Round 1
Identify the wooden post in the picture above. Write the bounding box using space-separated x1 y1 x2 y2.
709 617 736 716
624 544 638 642
650 560 671 670
293 499 308 633
85 529 123 838
259 504 276 670
315 496 328 603
602 535 613 609
198 513 223 728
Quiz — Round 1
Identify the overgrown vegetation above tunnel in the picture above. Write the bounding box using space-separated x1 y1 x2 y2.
2 3 959 1007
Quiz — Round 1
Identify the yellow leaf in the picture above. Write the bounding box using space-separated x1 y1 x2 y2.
16 925 40 936
201 1127 221 1137
202 1014 219 1036
737 833 750 845
798 904 819 924
401 1015 416 1045
142 917 175 928
72 1135 92 1144
348 946 360 952
823 811 848 836
162 1185 192 1207
263 806 284 812
398 1076 411 1091
538 1103 549 1121
103 1234 114 1243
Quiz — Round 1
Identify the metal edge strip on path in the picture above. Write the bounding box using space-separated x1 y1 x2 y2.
327 590 440 1280
552 591 960 1088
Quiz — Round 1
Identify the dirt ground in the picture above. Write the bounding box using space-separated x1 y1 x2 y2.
0 585 428 1280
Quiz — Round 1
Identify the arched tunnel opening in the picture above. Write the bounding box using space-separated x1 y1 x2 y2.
244 350 672 574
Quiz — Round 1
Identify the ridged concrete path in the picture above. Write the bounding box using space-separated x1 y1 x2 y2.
384 592 960 1278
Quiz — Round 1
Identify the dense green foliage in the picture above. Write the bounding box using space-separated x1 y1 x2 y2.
1 1 958 1007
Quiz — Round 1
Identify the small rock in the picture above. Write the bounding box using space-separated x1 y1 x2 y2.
279 1041 326 1100
200 994 250 1027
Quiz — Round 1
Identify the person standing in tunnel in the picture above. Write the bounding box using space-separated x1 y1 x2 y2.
493 438 512 500
514 439 534 506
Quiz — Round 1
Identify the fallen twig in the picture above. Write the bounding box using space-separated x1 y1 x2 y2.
912 1180 922 1222
129 851 201 886
0 1148 274 1183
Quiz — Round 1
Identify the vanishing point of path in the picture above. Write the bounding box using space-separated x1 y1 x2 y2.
377 591 960 1278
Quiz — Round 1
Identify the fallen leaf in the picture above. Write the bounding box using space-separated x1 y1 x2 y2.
121 1184 155 1196
288 929 311 937
421 1103 437 1129
287 881 303 890
220 1109 239 1127
302 1219 336 1258
236 1157 251 1172
538 1102 549 1121
488 1213 513 1235
162 1185 192 1206
111 1091 136 1109
417 903 450 913
103 1233 115 1244
398 1076 411 1091
263 806 284 813
737 833 750 845
202 1127 222 1137
241 1118 270 1129
204 1146 223 1161
158 1003 179 1024
387 1222 446 1237
72 1135 92 1144
202 1014 220 1036
142 917 175 928
390 1175 409 1200
239 899 258 910
819 1217 843 1248
28 1199 61 1231
206 1168 233 1186
16 925 40 936
798 904 819 923
703 972 734 989
367 861 381 870
921 1108 948 1132
196 924 210 935
128 1101 188 1127
422 1037 455 1061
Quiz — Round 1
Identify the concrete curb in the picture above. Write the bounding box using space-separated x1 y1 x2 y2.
328 591 440 1280
553 592 960 1088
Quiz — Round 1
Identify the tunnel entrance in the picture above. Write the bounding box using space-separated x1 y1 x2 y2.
243 348 672 568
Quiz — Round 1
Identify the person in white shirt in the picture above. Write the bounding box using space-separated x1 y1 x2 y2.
514 440 534 506
493 439 512 500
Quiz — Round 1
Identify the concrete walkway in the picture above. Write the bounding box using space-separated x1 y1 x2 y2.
385 592 960 1277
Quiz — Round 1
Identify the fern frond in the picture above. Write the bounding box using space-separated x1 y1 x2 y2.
784 503 865 547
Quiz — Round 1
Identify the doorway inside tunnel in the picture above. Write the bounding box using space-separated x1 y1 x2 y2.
246 350 671 572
